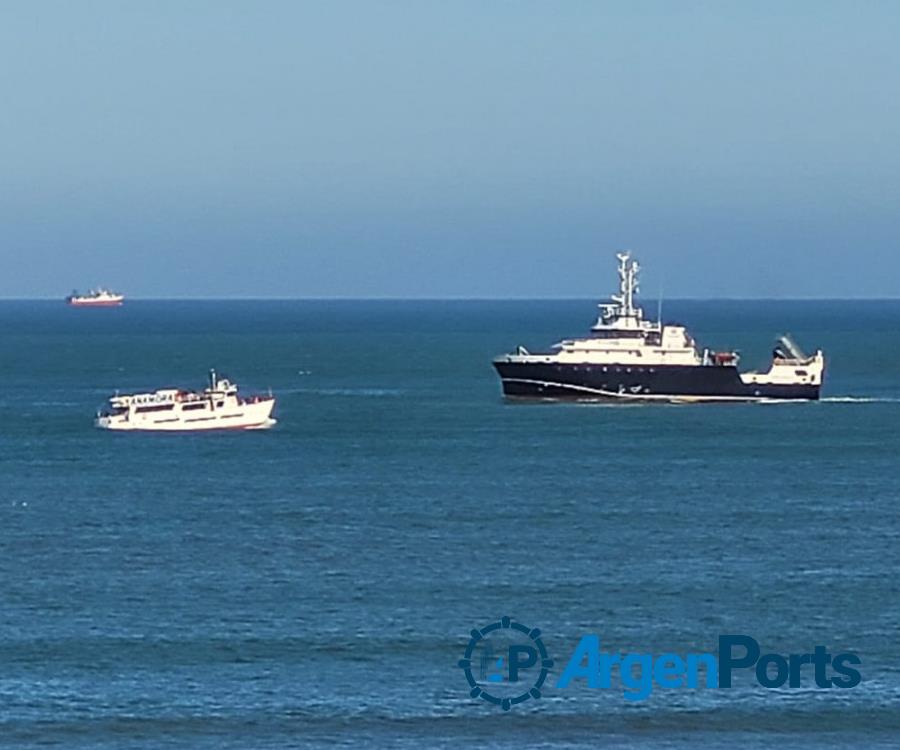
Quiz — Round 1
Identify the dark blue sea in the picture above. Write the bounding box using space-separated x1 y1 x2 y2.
1 300 898 749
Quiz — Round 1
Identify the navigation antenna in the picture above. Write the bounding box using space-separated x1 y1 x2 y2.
613 251 639 317
657 275 664 329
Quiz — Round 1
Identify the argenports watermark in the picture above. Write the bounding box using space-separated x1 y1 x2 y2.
459 617 862 709
458 616 554 710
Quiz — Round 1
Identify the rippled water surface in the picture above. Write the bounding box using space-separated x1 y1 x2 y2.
1 300 898 748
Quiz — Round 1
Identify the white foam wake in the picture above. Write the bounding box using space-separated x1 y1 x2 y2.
821 396 900 403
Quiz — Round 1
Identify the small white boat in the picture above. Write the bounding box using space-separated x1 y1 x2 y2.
95 370 276 431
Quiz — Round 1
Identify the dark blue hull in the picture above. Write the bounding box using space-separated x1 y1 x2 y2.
493 361 820 401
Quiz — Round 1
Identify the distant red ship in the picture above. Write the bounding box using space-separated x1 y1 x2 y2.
66 288 124 307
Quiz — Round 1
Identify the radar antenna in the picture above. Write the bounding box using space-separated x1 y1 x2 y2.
611 251 639 317
594 251 645 329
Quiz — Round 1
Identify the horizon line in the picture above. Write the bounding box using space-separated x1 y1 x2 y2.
4 295 900 302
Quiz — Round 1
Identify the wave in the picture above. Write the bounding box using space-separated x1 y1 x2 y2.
821 396 900 403
288 388 403 397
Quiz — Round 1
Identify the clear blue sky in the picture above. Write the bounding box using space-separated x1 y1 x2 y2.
1 1 898 298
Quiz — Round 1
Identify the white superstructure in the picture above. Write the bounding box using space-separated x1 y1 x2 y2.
95 370 276 431
505 253 704 367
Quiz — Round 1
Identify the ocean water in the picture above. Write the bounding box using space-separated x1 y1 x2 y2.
1 299 899 749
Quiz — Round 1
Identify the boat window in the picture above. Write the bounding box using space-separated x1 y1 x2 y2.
216 401 224 408
135 404 174 414
590 330 644 339
182 402 207 411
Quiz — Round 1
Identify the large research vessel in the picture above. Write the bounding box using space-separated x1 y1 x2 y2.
493 253 824 402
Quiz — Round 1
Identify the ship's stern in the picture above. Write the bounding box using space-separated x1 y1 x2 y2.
94 411 127 430
739 344 825 400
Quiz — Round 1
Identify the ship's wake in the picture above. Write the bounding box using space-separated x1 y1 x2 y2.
287 387 403 397
820 396 900 403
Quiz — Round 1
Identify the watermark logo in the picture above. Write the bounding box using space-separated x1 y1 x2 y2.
458 616 554 711
460 620 862 709
556 634 862 700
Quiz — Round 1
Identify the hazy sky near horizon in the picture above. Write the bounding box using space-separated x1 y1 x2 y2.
1 1 899 298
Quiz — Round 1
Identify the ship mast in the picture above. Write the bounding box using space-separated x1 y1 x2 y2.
611 251 639 317
591 250 649 331
596 252 638 320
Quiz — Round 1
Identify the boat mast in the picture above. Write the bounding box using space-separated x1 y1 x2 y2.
593 251 645 330
612 251 639 318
